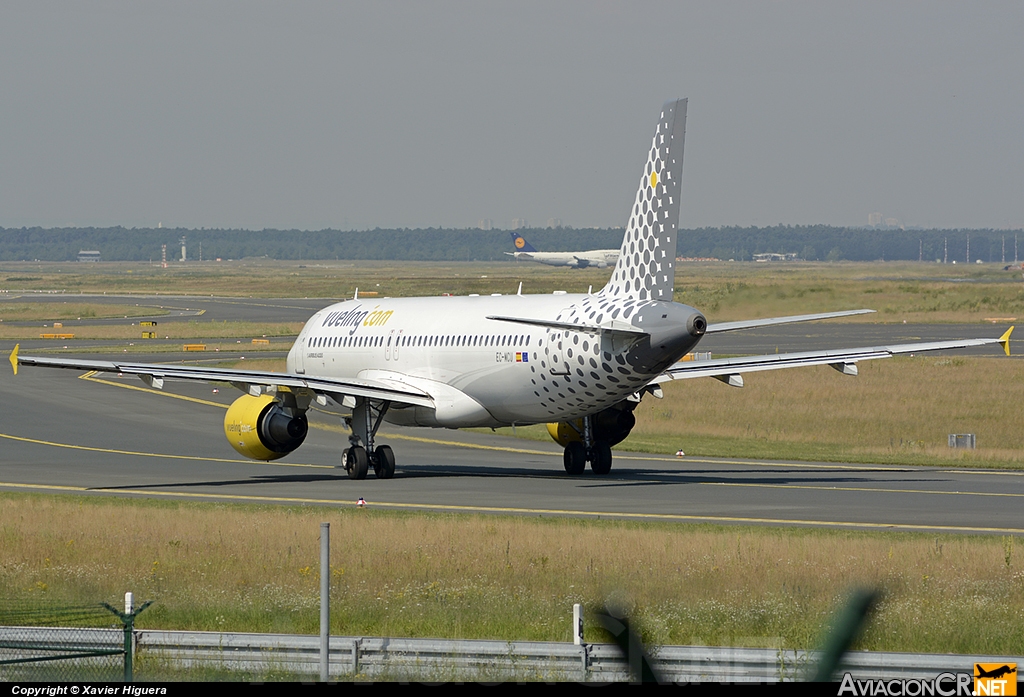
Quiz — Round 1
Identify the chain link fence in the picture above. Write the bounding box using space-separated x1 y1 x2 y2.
0 604 125 681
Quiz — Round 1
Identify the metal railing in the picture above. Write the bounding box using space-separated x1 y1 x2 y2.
5 627 1019 682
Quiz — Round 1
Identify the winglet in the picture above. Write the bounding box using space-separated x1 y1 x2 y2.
999 326 1014 356
9 344 19 376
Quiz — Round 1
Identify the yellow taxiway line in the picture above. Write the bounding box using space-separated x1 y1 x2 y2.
0 480 1021 535
0 431 332 469
80 371 228 408
705 481 1024 499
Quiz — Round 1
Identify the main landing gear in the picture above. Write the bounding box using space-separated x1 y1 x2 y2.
562 415 613 476
343 399 395 480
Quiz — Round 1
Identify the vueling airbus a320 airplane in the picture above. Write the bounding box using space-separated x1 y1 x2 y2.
9 99 1013 480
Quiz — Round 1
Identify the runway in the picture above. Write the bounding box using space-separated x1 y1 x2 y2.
1 351 1022 535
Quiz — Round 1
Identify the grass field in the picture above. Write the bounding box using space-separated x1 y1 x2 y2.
2 493 1019 655
628 356 1024 466
4 259 1024 323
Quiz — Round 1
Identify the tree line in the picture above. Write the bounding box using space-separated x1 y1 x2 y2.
1 225 1021 263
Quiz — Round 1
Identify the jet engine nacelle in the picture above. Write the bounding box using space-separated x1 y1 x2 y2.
224 393 308 461
546 400 638 448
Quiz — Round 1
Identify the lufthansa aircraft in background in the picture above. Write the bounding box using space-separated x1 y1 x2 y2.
505 232 619 269
10 99 1012 480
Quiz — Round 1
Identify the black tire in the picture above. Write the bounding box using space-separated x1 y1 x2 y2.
373 445 396 479
563 441 586 475
590 441 613 475
347 445 369 480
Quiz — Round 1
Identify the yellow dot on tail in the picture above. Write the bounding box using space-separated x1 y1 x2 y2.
650 171 658 189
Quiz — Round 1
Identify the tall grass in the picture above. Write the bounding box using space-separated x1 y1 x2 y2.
627 356 1024 466
2 494 1020 654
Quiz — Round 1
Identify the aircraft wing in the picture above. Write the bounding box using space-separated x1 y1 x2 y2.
705 309 876 333
9 347 435 408
651 328 1013 388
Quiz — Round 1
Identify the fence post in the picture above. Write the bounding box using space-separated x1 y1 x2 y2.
123 593 133 682
102 592 152 682
320 522 330 682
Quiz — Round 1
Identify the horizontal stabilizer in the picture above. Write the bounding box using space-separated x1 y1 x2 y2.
486 315 647 337
705 309 875 334
653 335 1009 383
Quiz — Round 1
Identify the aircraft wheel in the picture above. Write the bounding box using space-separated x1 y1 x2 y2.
590 441 613 475
347 446 369 480
563 441 586 475
373 445 396 479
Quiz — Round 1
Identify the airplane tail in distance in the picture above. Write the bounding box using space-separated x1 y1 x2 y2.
602 98 687 302
510 232 538 253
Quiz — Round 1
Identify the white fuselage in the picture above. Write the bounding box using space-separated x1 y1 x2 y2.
511 250 619 269
286 292 704 429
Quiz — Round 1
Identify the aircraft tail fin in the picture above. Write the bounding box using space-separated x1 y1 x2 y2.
601 99 687 301
510 232 538 253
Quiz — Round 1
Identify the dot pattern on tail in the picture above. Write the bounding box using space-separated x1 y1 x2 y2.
602 99 687 302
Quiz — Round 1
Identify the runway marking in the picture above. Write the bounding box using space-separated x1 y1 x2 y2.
74 372 1024 478
0 480 1022 535
704 481 1024 499
0 432 332 469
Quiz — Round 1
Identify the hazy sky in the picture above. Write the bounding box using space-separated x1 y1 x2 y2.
2 2 1023 231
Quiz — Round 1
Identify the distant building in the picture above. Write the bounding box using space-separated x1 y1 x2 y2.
511 218 528 230
77 250 101 262
868 212 882 226
546 218 562 228
478 219 493 230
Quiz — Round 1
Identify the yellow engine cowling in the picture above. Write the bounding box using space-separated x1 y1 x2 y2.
547 402 639 448
224 394 308 461
547 420 583 447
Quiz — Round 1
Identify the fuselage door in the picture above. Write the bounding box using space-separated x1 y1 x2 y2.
294 336 306 374
386 330 394 361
